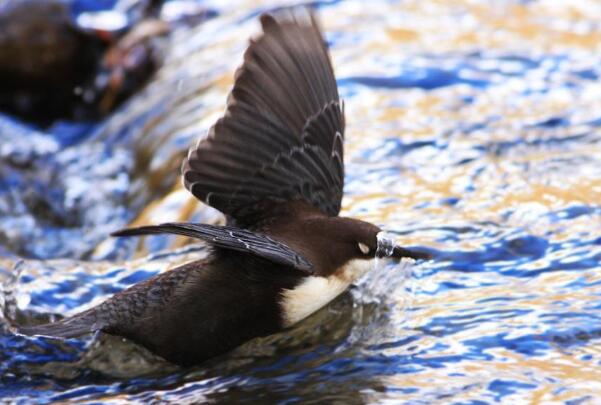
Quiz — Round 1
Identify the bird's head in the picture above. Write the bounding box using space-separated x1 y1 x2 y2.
294 216 430 278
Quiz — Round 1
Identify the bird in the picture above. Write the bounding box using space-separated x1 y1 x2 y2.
18 8 430 366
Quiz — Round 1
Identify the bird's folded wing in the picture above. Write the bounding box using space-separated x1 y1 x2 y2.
111 223 314 274
182 9 344 226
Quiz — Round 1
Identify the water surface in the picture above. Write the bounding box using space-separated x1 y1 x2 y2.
1 0 601 403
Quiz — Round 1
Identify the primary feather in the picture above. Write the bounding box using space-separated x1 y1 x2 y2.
182 9 345 227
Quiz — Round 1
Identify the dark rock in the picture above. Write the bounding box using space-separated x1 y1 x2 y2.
0 0 103 124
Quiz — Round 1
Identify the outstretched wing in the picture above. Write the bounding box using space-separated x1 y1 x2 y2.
182 8 345 226
111 222 313 273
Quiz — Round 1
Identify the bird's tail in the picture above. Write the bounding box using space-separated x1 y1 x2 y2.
18 309 99 339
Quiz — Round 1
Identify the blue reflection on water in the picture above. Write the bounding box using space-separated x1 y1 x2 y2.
1 0 601 403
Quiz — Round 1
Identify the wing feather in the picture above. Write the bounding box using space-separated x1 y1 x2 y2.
111 223 313 273
182 8 345 226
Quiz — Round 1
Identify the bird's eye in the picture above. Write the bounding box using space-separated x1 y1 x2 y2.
358 242 370 255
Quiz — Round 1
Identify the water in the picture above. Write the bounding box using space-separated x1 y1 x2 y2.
2 0 601 402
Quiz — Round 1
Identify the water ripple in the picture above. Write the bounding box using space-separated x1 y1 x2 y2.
2 0 601 403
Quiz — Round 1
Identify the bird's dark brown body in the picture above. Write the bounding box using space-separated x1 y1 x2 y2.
103 253 300 366
19 8 430 366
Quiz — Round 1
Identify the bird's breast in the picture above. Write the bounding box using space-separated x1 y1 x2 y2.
279 258 375 327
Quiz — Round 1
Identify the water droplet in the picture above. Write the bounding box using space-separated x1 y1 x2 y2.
376 231 396 257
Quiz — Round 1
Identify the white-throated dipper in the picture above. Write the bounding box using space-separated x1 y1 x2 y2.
19 8 430 366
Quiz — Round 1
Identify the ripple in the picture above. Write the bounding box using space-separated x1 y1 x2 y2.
2 0 601 403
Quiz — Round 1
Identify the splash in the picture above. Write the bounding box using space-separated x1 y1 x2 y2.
340 232 416 349
352 232 416 306
0 260 26 331
375 232 396 258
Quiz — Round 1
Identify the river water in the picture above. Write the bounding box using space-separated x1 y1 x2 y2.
1 0 601 403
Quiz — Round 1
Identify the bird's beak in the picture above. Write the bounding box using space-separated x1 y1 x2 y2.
389 245 432 261
376 233 432 261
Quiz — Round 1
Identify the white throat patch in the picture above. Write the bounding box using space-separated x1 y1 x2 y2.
280 258 375 327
